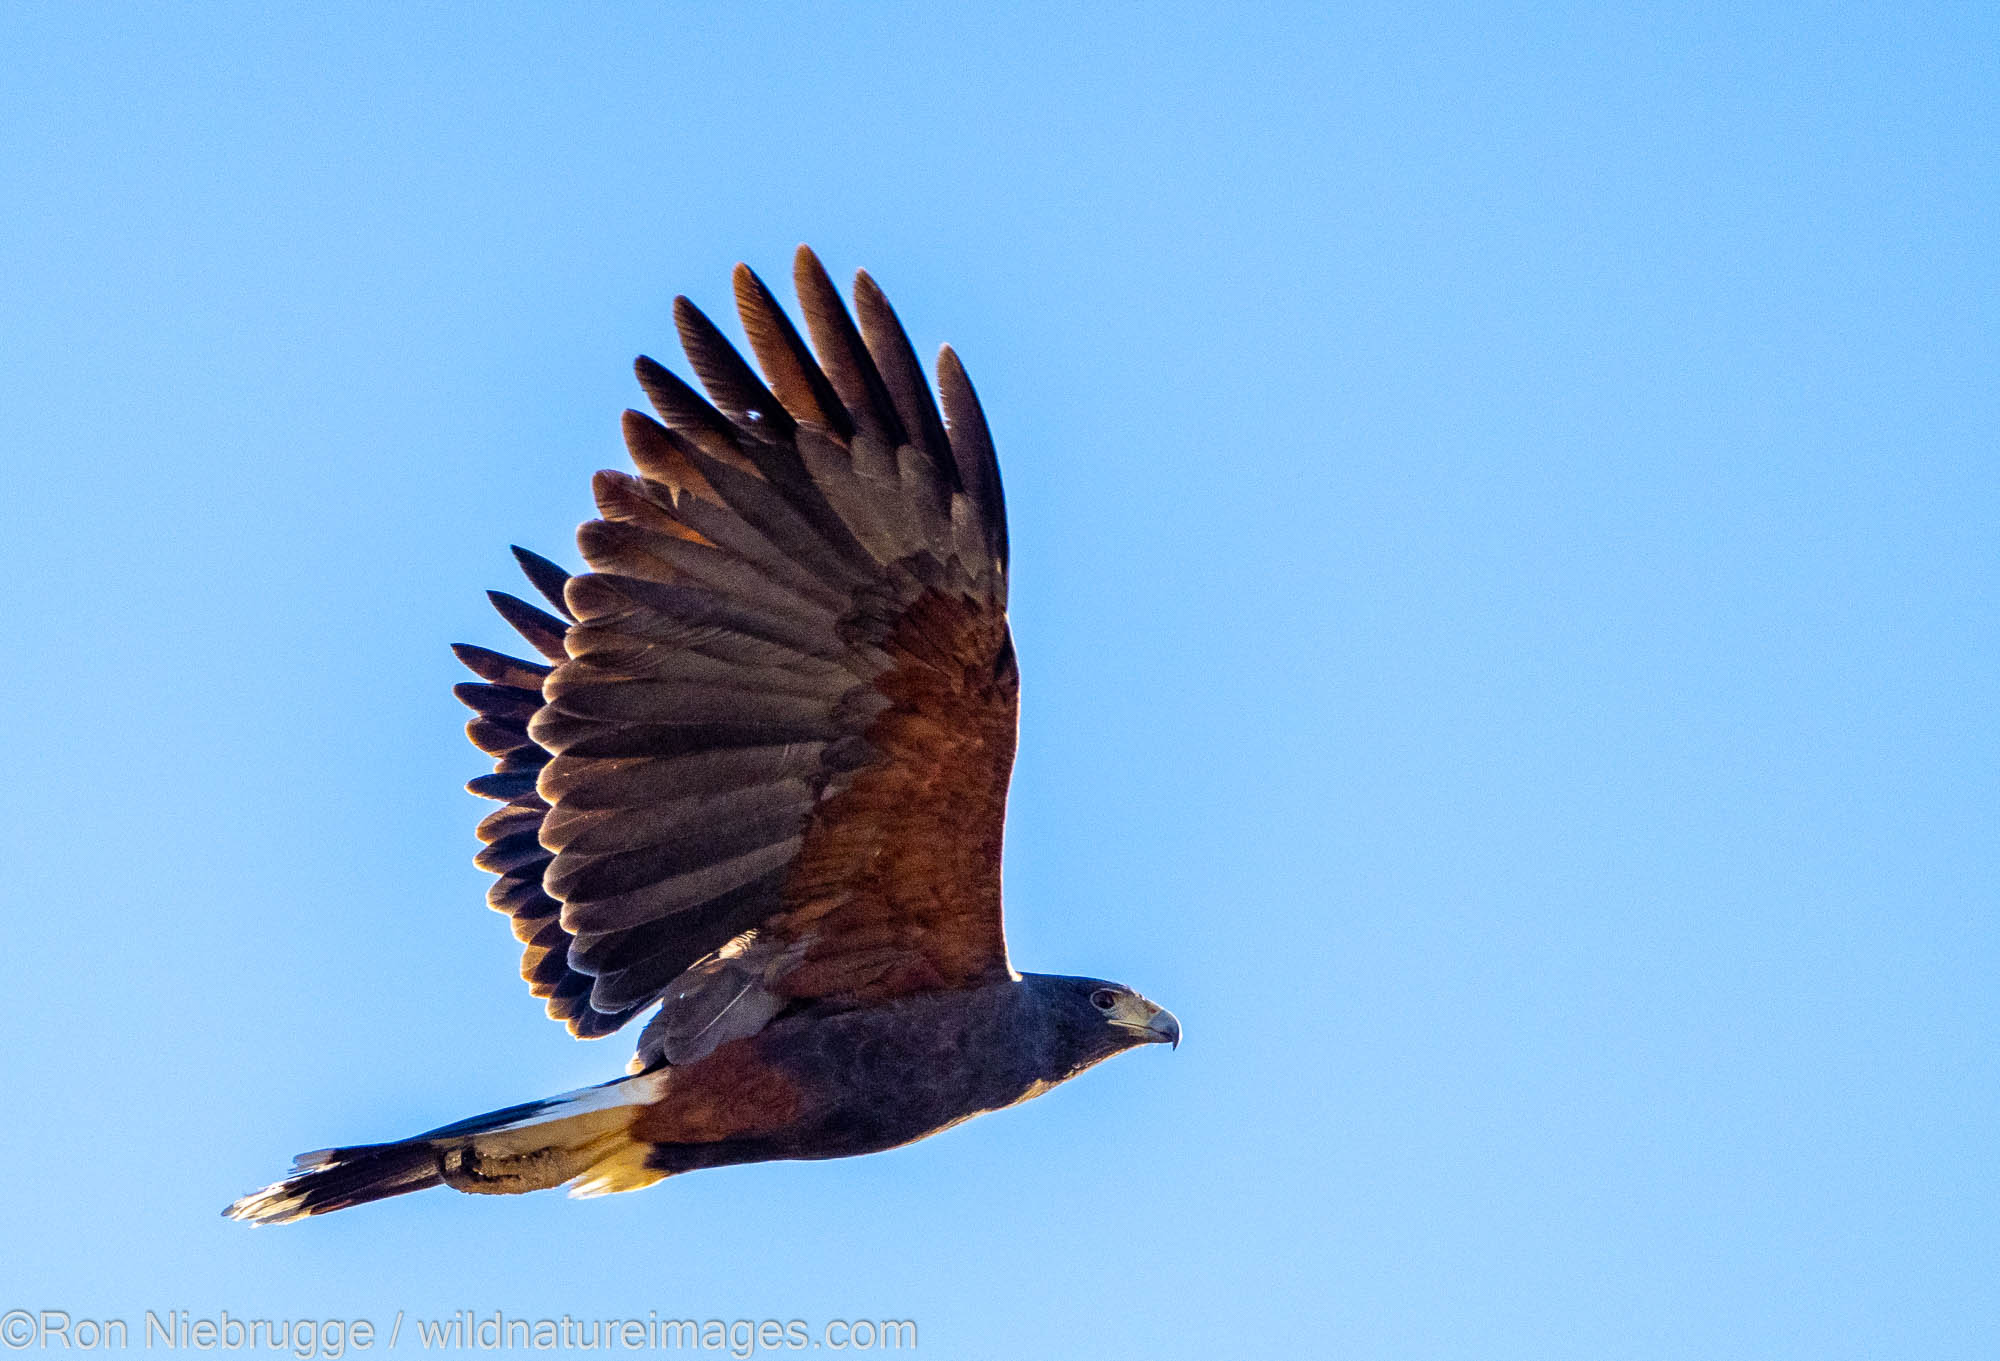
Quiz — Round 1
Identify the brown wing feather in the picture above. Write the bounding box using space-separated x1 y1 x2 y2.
771 589 1018 1003
456 247 1014 1045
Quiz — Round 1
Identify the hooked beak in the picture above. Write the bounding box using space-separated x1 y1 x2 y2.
1108 993 1181 1050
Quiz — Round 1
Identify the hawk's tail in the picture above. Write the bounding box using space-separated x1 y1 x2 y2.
223 1071 669 1225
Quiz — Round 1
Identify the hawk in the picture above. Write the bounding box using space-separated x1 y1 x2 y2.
227 248 1178 1224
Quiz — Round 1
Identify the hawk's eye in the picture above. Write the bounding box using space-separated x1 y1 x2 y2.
1090 989 1118 1012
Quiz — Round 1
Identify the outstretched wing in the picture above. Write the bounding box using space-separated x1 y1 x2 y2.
453 248 1017 1054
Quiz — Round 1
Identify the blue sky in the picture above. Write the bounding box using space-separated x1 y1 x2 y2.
3 3 1995 1357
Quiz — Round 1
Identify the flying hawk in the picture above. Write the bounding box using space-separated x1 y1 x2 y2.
226 248 1178 1224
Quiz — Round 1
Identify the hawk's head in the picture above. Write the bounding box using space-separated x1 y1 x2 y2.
1026 973 1180 1076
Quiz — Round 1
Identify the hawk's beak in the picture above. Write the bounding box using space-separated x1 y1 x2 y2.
1145 1007 1181 1050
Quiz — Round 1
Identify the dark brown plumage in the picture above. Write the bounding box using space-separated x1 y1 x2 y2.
226 248 1176 1226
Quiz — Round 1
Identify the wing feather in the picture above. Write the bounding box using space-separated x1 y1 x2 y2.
854 269 960 495
938 345 1009 571
673 296 797 440
486 591 569 663
792 248 906 447
733 262 850 437
510 546 578 620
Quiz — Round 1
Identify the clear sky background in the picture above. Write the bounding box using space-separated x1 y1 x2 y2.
3 3 1995 1358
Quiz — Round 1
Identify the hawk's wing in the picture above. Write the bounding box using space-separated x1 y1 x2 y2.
453 248 1016 1058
